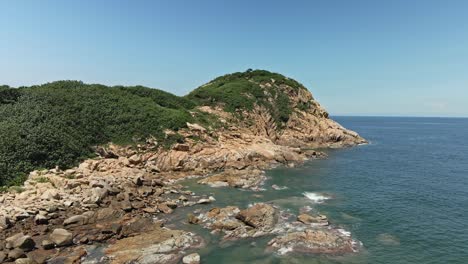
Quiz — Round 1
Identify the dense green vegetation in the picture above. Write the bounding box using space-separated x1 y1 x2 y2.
187 69 303 125
0 70 306 186
0 81 195 186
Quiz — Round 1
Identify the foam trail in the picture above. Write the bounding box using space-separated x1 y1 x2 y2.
303 192 330 203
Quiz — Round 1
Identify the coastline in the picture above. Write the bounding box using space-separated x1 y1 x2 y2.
0 122 364 263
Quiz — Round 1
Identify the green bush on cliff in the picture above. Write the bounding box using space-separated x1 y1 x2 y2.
187 69 298 126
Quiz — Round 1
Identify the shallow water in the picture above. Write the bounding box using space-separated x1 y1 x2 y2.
173 117 468 264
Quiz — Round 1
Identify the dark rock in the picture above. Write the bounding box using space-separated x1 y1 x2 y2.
41 239 54 250
34 215 49 225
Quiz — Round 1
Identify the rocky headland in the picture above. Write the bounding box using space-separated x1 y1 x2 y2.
0 70 366 263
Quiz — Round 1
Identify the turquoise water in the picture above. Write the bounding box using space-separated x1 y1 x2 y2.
176 117 468 264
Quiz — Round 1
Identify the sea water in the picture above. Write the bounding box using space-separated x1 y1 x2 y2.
176 117 468 264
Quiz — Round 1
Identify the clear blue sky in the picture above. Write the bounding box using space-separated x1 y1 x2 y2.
1 0 467 117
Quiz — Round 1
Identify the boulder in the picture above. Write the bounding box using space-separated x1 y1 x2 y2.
173 143 190 152
267 229 357 254
7 249 26 261
182 253 200 264
157 203 173 214
186 122 206 133
6 233 35 251
15 258 35 264
63 215 87 226
297 214 328 225
236 204 276 230
128 154 142 165
187 214 200 224
41 240 54 250
0 215 11 229
34 215 49 225
50 229 73 247
40 189 60 200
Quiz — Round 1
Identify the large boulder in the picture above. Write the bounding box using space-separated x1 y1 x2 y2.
50 229 73 247
236 203 276 230
5 233 35 251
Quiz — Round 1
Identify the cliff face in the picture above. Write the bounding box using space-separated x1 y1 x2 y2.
189 70 366 148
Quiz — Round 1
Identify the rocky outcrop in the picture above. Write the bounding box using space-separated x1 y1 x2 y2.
267 229 359 255
104 224 203 264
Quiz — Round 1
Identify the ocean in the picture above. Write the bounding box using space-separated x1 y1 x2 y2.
178 116 468 264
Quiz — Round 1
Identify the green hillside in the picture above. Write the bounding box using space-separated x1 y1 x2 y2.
0 81 195 186
0 70 308 186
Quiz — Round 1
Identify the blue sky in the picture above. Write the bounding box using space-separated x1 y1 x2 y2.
1 0 467 117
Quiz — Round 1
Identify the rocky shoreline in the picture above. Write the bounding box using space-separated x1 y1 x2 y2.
0 84 367 263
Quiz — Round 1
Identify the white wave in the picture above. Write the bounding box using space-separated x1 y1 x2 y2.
303 192 330 203
337 228 351 237
278 246 293 255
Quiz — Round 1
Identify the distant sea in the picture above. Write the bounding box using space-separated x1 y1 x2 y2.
179 116 468 263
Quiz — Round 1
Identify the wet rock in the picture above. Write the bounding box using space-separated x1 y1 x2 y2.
50 228 73 247
236 204 276 230
297 214 329 226
157 203 173 214
182 253 200 264
376 233 400 246
187 214 200 224
197 196 215 204
267 229 357 255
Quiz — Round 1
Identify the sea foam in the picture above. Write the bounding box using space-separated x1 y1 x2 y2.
303 192 330 203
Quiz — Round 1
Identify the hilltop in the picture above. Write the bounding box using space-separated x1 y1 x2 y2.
0 70 365 186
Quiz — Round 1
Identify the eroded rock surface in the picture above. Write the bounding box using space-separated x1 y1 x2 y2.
104 224 203 264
